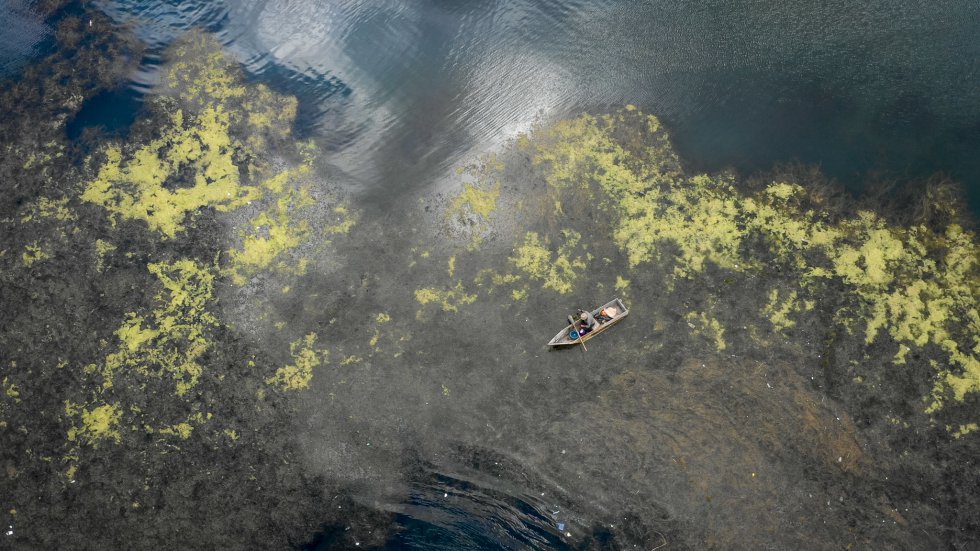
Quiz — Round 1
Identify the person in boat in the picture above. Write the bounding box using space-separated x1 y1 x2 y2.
596 307 615 323
576 309 599 335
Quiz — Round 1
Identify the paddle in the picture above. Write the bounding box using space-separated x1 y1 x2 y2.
574 311 588 353
576 328 588 352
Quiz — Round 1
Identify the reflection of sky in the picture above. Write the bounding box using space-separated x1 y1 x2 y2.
0 0 50 78
93 0 980 208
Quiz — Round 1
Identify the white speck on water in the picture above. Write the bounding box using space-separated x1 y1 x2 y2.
443 493 447 498
5 526 12 536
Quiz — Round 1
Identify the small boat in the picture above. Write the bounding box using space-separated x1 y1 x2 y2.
547 298 629 347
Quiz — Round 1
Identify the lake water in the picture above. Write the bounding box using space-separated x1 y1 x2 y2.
75 0 980 211
0 0 51 77
5 0 979 547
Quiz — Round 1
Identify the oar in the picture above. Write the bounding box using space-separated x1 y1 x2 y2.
574 313 588 352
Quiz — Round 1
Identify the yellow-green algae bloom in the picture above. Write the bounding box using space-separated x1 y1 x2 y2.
763 288 814 332
93 259 218 396
447 181 501 223
224 167 314 285
510 230 588 294
21 242 49 267
523 107 979 416
19 196 76 223
415 283 478 317
81 32 353 285
445 157 505 249
266 333 324 391
81 106 260 238
65 401 122 446
685 311 727 352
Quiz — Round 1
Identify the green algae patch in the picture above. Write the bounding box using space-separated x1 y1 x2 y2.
79 31 357 291
615 173 747 278
523 109 745 279
165 33 245 112
80 32 321 241
763 289 813 332
685 311 727 352
444 158 507 248
447 181 501 223
510 230 588 294
3 377 20 400
94 239 117 272
65 401 122 446
951 423 978 438
266 333 324 391
95 259 218 396
81 106 260 238
522 107 980 418
224 168 315 285
22 242 49 267
159 422 194 440
20 196 76 223
415 283 478 317
528 110 680 198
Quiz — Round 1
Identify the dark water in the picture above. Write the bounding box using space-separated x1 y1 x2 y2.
80 0 980 211
0 0 51 77
306 466 574 550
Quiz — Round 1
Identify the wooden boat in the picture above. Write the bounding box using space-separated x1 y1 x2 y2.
546 298 629 347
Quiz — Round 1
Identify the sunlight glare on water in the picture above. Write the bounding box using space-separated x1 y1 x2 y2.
95 0 980 207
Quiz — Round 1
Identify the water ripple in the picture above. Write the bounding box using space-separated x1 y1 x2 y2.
0 0 50 79
93 0 980 209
